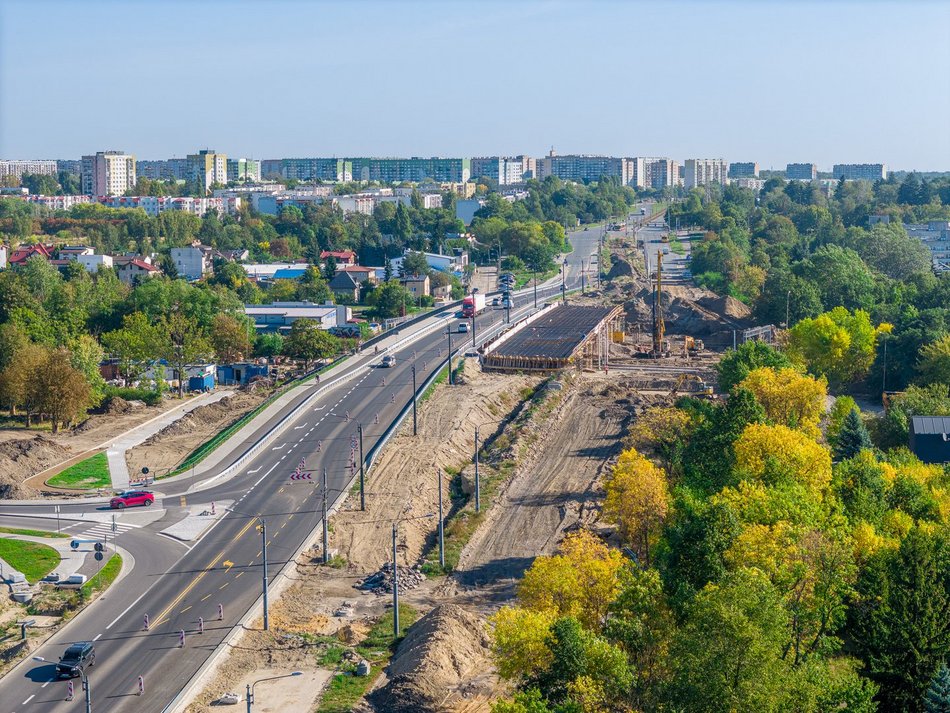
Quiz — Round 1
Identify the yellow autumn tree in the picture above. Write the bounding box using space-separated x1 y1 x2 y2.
738 366 827 439
623 406 693 473
734 423 833 491
489 606 556 679
603 448 669 565
516 530 625 630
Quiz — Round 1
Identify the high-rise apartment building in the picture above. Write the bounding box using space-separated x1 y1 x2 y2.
276 158 352 182
81 151 136 196
629 158 679 189
470 156 535 185
347 157 470 183
832 163 887 181
0 160 58 181
136 158 189 182
786 163 818 181
728 162 759 178
684 159 728 189
187 149 228 193
227 158 262 183
536 151 634 185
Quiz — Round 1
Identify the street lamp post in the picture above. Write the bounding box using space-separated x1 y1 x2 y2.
561 260 566 304
446 326 454 386
226 508 269 630
411 364 418 436
786 289 792 328
358 423 365 511
246 672 302 712
322 468 329 564
533 269 538 309
437 469 445 568
33 657 91 713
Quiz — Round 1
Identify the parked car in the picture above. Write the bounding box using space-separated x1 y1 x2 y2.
56 642 95 678
457 322 470 333
380 355 396 368
110 490 154 509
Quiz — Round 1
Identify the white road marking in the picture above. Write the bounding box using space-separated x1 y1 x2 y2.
248 467 261 474
294 425 306 430
271 444 285 451
23 695 34 704
93 633 102 641
41 681 51 688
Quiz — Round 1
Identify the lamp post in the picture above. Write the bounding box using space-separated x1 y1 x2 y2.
473 419 508 513
226 508 269 630
246 672 302 712
446 325 454 386
561 259 566 304
533 268 538 309
785 289 792 328
34 656 91 713
411 364 418 435
358 423 365 511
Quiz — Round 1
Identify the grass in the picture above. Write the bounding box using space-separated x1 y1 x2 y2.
81 553 122 595
0 527 68 539
0 539 60 582
668 233 685 255
317 604 418 713
46 452 111 490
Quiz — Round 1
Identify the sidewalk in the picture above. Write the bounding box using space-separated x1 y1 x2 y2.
107 389 234 490
0 534 88 582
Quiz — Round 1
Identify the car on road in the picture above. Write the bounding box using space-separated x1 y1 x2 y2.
491 296 501 307
457 322 469 333
56 642 95 678
110 490 154 509
380 355 396 368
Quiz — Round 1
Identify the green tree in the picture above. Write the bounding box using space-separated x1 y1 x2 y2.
925 664 950 713
68 335 107 407
918 335 950 386
788 307 889 387
323 255 338 281
31 347 92 433
394 201 412 242
794 245 877 312
716 341 793 394
834 408 872 461
209 313 251 363
401 250 431 277
101 312 162 385
253 333 283 359
283 319 340 369
20 173 59 195
158 312 213 398
367 280 412 319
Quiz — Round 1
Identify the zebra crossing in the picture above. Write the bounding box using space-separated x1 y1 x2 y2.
78 520 137 542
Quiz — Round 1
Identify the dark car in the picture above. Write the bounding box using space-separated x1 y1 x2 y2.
110 490 154 509
56 642 95 678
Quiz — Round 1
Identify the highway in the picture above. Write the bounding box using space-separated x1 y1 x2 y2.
0 223 603 712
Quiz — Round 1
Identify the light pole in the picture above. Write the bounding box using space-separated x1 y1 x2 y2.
785 289 792 328
226 508 269 630
446 325 454 386
561 259 566 304
34 656 91 713
473 419 508 513
411 364 418 435
533 268 538 309
246 671 302 712
358 423 365 511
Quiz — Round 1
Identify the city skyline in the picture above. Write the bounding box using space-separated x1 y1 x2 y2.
2 0 949 171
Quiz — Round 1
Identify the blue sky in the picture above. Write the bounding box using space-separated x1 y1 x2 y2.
1 0 948 170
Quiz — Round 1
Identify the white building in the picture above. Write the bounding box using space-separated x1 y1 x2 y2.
0 245 7 270
0 160 58 181
100 195 241 217
77 254 113 273
81 151 136 196
389 248 468 276
187 149 228 193
630 158 680 189
684 159 728 189
832 163 887 181
470 156 536 185
22 194 94 210
730 177 765 191
170 246 211 281
227 158 261 183
243 301 349 333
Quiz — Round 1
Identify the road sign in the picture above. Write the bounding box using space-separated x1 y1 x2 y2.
94 542 104 552
141 467 149 475
111 515 117 533
289 471 313 482
94 552 104 562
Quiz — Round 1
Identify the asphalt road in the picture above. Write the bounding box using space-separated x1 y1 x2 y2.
0 229 598 713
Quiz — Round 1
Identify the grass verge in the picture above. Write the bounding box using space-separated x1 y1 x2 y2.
82 553 122 595
0 539 60 582
316 604 418 713
47 452 111 490
668 234 685 255
0 527 68 538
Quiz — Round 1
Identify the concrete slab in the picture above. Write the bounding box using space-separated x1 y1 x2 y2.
160 500 232 542
226 668 331 712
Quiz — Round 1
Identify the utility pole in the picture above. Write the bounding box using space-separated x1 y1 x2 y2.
358 423 365 511
561 260 566 304
437 470 445 568
473 426 481 513
446 326 453 386
411 365 417 436
392 523 399 638
471 314 476 348
261 519 269 631
322 468 329 564
533 269 537 309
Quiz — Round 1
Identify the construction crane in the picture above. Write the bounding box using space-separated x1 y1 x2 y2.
652 251 666 356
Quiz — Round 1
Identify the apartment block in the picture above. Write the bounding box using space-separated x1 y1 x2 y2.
187 149 228 193
227 158 261 183
470 155 535 185
786 163 818 181
136 158 189 181
536 151 634 185
81 151 136 196
832 163 887 181
348 157 470 183
275 158 352 182
684 159 728 189
0 160 58 181
728 162 759 178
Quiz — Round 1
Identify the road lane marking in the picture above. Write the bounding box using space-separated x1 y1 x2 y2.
180 606 191 613
271 444 286 451
41 681 50 688
248 467 261 474
93 633 102 641
179 495 187 507
234 571 244 578
219 582 229 590
201 594 211 601
278 487 285 494
23 695 34 704
294 425 306 430
223 560 234 570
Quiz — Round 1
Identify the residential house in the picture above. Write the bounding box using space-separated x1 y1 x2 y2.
910 416 950 464
58 245 95 260
115 257 161 285
77 254 113 273
400 274 430 299
320 250 356 266
9 243 53 266
431 281 452 299
338 265 377 285
328 271 361 303
390 248 468 276
170 246 212 280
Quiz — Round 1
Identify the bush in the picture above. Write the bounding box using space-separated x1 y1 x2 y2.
103 386 162 407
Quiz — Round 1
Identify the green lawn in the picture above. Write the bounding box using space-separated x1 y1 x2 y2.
47 452 111 489
82 553 122 595
0 538 60 582
0 527 68 538
317 604 418 713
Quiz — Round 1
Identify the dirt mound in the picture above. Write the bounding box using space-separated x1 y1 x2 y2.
623 283 751 338
368 604 492 713
697 294 752 320
607 258 633 279
0 436 68 499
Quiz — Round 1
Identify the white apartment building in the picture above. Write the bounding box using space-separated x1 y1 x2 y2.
684 158 728 189
77 254 113 273
227 158 261 183
0 160 58 181
170 246 212 281
187 149 228 193
100 195 241 217
630 158 680 189
81 151 136 196
832 163 887 181
470 155 536 185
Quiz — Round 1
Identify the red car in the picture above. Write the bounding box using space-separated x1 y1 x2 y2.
110 490 155 509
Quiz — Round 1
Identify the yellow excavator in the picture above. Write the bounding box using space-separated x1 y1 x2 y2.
669 373 714 398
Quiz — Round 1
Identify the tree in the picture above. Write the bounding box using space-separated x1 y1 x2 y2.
323 255 338 281
738 366 827 439
401 250 431 277
253 333 283 359
158 312 213 398
794 245 877 313
394 201 412 242
925 664 950 713
102 312 162 385
0 342 46 421
283 319 340 369
623 405 693 474
734 423 833 491
210 313 251 363
603 448 669 565
491 606 557 680
918 335 950 386
788 307 890 388
834 408 872 461
20 172 59 195
367 280 412 319
68 335 107 407
716 341 793 394
852 528 950 712
31 347 91 433
0 323 28 371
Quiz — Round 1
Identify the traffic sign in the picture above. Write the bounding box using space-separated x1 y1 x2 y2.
141 467 149 475
94 542 104 552
94 552 104 562
289 471 313 482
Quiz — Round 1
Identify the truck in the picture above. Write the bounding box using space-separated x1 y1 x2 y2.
461 293 486 318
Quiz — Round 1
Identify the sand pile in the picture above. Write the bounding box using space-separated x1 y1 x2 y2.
0 436 68 499
368 604 492 713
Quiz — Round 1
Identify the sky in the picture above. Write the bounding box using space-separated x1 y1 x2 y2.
1 0 948 171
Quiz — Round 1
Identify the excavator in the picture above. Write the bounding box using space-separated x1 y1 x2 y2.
669 373 714 398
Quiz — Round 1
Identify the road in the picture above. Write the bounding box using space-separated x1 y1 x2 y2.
636 211 692 283
0 226 601 713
